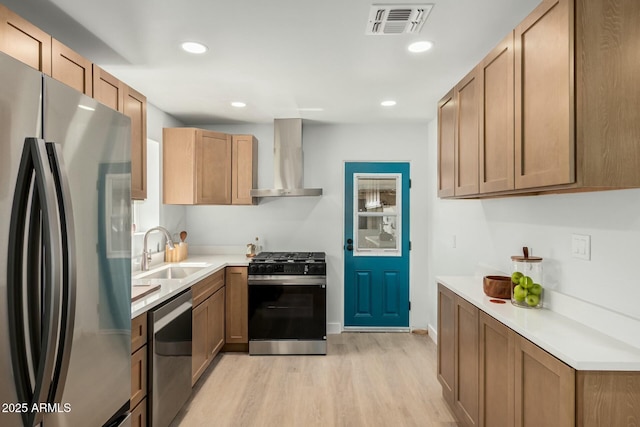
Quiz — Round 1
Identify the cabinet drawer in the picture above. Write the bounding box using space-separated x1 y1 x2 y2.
192 269 225 307
131 314 147 353
131 397 147 427
131 346 147 409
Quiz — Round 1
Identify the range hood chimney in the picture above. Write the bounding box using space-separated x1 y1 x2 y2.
250 118 323 197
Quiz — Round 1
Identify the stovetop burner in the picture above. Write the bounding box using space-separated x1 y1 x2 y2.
251 252 326 263
249 252 326 275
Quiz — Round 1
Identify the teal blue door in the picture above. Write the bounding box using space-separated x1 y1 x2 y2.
344 162 410 327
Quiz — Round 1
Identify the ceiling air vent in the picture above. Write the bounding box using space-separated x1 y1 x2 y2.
366 4 434 35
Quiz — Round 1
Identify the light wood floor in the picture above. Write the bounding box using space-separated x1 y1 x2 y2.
172 333 459 427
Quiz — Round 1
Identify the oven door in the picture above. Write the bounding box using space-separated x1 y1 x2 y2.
248 276 326 342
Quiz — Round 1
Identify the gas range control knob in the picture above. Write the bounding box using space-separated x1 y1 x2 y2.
258 264 266 274
265 264 274 274
249 264 258 274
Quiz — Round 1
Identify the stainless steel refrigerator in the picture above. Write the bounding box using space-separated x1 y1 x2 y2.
0 51 132 426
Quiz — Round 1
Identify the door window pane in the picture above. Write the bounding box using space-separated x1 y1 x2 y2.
353 174 401 256
357 215 398 250
357 178 397 212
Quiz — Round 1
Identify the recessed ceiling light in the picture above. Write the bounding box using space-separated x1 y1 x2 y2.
231 101 246 108
181 41 208 54
297 107 324 112
408 41 433 53
381 100 397 107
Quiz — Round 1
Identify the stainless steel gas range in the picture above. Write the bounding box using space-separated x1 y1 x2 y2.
248 252 327 355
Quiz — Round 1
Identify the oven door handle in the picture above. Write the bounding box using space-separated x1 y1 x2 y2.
248 277 326 286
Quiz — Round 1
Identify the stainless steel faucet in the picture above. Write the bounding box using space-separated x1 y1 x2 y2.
141 226 175 271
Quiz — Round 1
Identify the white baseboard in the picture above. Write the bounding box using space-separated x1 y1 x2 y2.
327 322 342 335
427 324 437 344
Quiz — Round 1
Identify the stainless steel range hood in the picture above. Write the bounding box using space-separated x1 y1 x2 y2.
250 118 323 197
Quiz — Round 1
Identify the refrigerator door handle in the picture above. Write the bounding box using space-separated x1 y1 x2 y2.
7 138 63 427
46 141 77 403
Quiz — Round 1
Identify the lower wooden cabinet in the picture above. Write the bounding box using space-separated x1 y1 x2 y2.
208 286 225 357
438 283 640 427
437 284 478 426
438 284 572 427
478 311 514 427
130 397 147 427
454 296 479 426
437 284 455 404
192 299 209 384
192 271 226 385
513 333 575 427
224 266 248 349
130 314 148 427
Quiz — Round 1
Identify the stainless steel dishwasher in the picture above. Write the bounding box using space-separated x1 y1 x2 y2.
148 289 192 427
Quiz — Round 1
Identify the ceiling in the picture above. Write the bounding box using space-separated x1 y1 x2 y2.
4 0 540 125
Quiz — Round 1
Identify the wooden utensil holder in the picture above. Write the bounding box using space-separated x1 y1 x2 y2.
165 243 188 262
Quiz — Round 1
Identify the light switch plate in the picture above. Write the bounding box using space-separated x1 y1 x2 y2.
571 234 591 260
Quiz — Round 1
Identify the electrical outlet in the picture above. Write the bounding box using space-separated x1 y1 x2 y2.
571 234 591 260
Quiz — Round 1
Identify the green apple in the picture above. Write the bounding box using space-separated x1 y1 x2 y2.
529 283 543 296
513 285 527 302
511 271 524 284
526 294 540 307
520 275 534 289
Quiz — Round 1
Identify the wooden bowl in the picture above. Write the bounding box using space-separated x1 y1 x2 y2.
483 275 512 299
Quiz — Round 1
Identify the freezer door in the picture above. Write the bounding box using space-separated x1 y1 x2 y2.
43 77 132 427
0 52 44 427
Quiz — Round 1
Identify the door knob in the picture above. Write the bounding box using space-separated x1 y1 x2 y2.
346 244 353 251
347 238 353 244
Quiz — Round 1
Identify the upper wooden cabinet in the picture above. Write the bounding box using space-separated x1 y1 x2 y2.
51 39 92 95
163 128 258 205
454 67 480 197
437 89 455 198
125 85 147 200
0 4 51 74
439 67 481 198
231 135 258 205
479 32 515 194
439 0 640 198
0 5 148 202
514 0 574 190
163 128 232 204
93 65 124 112
94 70 146 200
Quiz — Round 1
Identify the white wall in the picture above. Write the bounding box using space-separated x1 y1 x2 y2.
425 119 640 332
187 122 430 331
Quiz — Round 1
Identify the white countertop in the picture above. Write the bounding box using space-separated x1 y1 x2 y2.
437 276 640 371
131 255 249 319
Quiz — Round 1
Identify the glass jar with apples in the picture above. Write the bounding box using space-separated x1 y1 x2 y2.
511 247 543 308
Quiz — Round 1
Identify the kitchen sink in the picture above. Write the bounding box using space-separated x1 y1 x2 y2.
140 266 206 280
